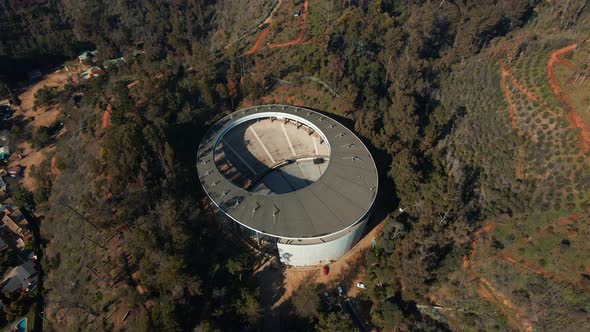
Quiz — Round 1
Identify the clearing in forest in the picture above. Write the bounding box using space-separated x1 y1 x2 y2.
13 68 75 128
7 66 84 192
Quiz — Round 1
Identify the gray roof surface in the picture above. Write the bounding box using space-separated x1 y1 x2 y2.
1 261 36 293
197 105 378 239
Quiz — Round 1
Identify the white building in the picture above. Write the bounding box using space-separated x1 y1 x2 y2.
197 105 378 266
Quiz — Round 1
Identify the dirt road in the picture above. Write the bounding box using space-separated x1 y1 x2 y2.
243 0 308 55
101 104 112 129
499 63 520 130
461 222 534 332
267 0 308 49
243 28 271 55
242 0 284 55
477 276 533 332
546 42 590 151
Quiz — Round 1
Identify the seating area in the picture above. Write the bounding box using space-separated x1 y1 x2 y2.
214 118 330 194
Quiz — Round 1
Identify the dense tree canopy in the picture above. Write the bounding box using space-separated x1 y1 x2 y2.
1 0 588 331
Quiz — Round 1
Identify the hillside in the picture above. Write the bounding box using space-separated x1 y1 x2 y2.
0 0 588 331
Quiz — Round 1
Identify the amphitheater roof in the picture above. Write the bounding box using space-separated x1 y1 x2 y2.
196 105 378 239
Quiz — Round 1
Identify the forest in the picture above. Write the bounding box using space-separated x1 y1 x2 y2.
0 0 589 331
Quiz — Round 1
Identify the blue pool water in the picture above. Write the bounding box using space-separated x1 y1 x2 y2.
16 318 27 332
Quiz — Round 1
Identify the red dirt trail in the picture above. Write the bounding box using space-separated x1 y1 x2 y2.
478 276 534 332
267 0 308 49
101 104 112 129
546 42 590 151
462 222 534 332
242 0 308 55
499 63 520 130
242 0 283 55
497 251 590 292
50 156 61 178
243 28 271 55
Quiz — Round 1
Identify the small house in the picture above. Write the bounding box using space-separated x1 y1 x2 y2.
78 50 98 63
1 208 32 241
1 261 37 295
80 66 103 80
102 57 125 69
0 146 9 160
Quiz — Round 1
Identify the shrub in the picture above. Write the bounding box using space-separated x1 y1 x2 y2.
31 126 51 149
34 86 59 106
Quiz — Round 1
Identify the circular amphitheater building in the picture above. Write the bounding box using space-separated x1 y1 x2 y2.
197 105 378 266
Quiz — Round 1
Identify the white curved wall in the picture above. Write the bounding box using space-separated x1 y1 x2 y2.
276 212 371 266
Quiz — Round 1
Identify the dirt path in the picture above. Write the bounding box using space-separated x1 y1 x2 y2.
462 222 534 332
493 213 590 292
499 63 520 130
241 0 284 55
243 28 271 55
497 251 590 293
261 0 283 27
101 104 112 129
546 42 590 151
50 155 61 178
477 276 533 332
462 221 496 277
242 0 308 55
499 62 564 179
267 0 308 49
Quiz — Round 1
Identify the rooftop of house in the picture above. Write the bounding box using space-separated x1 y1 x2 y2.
1 261 37 294
78 50 98 60
102 57 125 68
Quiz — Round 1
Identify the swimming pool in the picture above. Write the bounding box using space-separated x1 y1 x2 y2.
15 318 27 332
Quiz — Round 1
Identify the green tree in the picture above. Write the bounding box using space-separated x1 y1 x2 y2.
316 312 356 332
13 190 35 211
31 126 52 150
372 300 406 330
34 86 59 106
234 289 261 324
292 282 320 319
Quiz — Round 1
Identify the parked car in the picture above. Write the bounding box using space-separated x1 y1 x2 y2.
322 265 329 276
337 286 344 297
356 282 366 289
